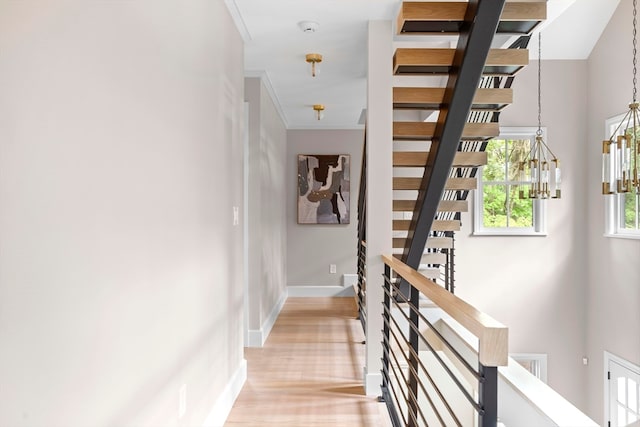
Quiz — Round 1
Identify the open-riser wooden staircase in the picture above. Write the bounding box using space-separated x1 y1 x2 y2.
356 0 545 333
390 0 545 294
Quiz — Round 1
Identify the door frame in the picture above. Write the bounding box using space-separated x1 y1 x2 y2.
605 351 640 427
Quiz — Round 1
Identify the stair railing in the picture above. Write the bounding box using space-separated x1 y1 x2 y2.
381 255 507 427
356 131 367 331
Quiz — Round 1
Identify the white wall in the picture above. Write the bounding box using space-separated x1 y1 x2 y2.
286 130 363 290
0 1 245 425
245 77 287 345
586 0 640 423
364 20 394 395
455 59 590 411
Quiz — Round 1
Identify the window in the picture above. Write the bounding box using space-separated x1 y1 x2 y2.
511 353 548 383
605 114 640 239
473 127 546 235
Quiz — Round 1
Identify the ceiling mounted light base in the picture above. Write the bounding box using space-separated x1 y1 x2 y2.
313 104 325 120
306 53 323 77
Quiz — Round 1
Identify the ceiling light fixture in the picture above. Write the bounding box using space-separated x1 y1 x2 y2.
306 53 322 77
602 0 640 195
518 32 561 200
313 104 325 120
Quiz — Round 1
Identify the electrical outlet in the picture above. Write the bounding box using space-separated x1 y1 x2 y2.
178 384 187 419
330 264 337 274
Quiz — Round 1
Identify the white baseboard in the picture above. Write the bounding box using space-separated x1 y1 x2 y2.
364 370 383 397
342 274 358 288
246 289 287 347
202 359 247 427
246 329 263 347
287 285 355 297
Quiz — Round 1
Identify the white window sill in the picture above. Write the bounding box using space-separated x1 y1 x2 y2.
472 230 547 237
603 232 640 240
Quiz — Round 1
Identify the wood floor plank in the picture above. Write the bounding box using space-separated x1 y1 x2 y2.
225 298 392 426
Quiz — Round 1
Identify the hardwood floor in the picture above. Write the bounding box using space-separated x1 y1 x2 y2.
225 297 391 427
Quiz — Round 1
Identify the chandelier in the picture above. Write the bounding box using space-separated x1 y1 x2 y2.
518 32 561 199
602 0 640 195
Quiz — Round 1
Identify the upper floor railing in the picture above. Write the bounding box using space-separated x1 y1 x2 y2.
381 255 507 427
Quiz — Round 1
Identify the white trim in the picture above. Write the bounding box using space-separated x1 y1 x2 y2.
342 274 358 288
364 370 383 396
604 351 640 427
246 289 287 347
510 353 548 383
287 285 355 297
202 359 247 427
604 232 640 240
244 70 289 129
287 124 366 131
223 0 251 42
243 101 250 348
246 329 263 348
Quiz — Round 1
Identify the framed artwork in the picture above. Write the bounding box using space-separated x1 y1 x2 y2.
297 154 350 224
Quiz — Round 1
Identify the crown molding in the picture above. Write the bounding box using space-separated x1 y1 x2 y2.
245 70 289 129
223 0 251 42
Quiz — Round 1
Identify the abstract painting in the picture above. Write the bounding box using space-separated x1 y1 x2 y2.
298 154 350 224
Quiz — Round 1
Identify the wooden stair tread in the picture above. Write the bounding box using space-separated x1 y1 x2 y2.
393 121 498 141
394 177 476 191
393 87 512 112
396 2 546 35
393 199 468 213
417 267 440 280
393 219 460 232
393 151 487 167
394 236 453 249
393 252 448 265
393 48 528 76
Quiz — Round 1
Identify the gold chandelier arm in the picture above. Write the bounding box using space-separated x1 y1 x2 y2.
608 108 634 141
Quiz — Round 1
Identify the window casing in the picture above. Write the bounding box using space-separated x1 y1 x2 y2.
473 127 547 236
605 113 640 239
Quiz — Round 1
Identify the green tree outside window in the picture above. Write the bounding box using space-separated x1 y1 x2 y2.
621 126 640 231
482 138 534 228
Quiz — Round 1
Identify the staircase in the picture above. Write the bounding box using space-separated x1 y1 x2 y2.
356 1 544 321
370 4 548 424
390 0 545 294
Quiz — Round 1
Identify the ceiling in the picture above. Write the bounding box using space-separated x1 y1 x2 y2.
226 0 621 130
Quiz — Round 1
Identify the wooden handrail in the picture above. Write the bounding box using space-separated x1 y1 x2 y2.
382 255 508 367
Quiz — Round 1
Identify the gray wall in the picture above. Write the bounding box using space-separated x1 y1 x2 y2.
0 1 245 425
587 0 640 423
287 130 364 288
245 77 287 339
455 59 590 411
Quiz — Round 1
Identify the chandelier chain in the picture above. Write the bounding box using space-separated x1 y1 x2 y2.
537 32 542 136
634 0 638 102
